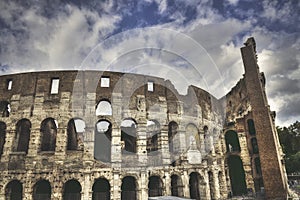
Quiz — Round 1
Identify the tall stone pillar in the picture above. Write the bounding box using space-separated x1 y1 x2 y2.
182 170 190 198
241 37 288 199
212 169 221 199
160 125 170 165
112 171 121 200
136 121 147 165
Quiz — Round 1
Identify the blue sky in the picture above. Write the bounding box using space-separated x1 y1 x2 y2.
0 0 299 126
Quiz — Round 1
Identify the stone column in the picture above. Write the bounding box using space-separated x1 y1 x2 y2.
160 125 170 165
140 170 148 200
136 121 147 165
112 171 121 200
182 170 190 198
83 172 92 200
164 171 171 196
212 169 221 199
111 126 122 164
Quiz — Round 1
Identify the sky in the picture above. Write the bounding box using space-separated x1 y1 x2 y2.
0 0 299 127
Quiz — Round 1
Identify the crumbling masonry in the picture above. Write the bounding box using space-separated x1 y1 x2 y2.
0 38 288 199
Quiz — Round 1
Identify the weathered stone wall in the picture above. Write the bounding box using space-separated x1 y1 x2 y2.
0 70 226 200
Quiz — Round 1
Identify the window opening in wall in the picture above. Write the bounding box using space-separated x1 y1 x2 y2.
0 101 10 117
96 100 112 116
94 120 112 162
225 130 241 152
101 77 110 87
255 157 262 175
67 119 85 151
247 119 256 135
146 120 160 153
147 81 154 92
251 137 259 154
0 121 6 157
168 121 178 154
7 79 12 90
121 119 137 153
50 78 59 94
14 119 31 153
40 118 57 151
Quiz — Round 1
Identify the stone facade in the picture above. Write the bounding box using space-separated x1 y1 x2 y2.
0 38 288 200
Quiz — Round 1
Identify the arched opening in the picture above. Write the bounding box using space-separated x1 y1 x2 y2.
186 123 200 150
121 119 137 153
168 121 178 153
247 119 256 135
225 130 241 152
148 176 163 197
208 171 214 199
227 155 247 196
96 100 112 116
121 176 137 200
0 101 10 117
94 120 112 162
33 180 51 200
171 174 183 197
189 172 201 200
251 137 259 154
14 119 31 153
5 180 22 200
63 179 82 200
92 178 110 200
40 118 57 151
146 120 160 153
0 121 6 157
67 119 85 150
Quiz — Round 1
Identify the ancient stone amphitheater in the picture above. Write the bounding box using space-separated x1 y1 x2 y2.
0 38 288 200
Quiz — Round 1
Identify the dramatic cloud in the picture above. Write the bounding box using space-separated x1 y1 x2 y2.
0 0 299 126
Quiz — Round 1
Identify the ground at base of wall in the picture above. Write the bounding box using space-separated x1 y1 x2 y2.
148 196 194 200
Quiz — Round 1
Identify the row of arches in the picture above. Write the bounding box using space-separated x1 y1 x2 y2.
4 172 208 200
0 117 213 159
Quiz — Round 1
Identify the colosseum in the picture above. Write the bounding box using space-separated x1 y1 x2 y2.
0 38 289 200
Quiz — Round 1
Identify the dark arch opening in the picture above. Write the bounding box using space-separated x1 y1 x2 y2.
228 155 247 196
67 119 85 150
92 178 110 200
94 120 112 162
33 180 51 200
168 121 178 153
5 180 23 200
14 119 31 153
225 130 241 152
121 176 136 200
0 121 6 157
189 172 201 200
148 176 163 197
247 119 256 135
40 118 57 151
171 174 183 197
63 179 82 200
121 119 137 153
0 101 10 117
